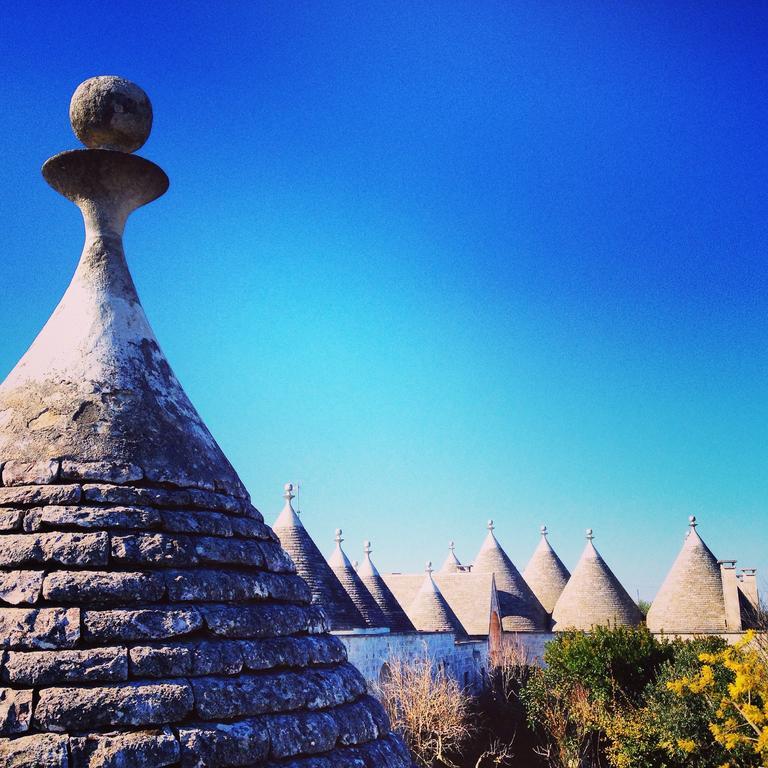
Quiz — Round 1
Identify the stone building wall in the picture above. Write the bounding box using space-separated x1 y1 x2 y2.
338 631 489 694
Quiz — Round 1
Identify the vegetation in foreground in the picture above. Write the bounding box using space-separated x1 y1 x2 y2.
377 625 768 768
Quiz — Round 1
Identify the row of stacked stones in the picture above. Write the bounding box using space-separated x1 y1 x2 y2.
0 77 411 767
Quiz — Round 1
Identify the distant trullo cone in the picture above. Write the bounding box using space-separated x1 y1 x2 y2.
0 77 410 767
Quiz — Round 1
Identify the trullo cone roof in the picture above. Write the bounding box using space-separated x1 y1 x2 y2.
646 517 727 633
0 76 410 767
408 564 466 635
328 530 388 629
272 486 368 631
523 526 570 614
552 529 643 630
358 542 416 632
472 520 548 630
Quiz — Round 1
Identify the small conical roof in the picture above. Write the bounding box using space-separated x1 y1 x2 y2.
441 541 462 573
647 517 726 633
408 563 466 635
328 530 388 629
523 525 571 613
552 529 643 630
273 485 367 631
359 541 416 632
473 520 549 630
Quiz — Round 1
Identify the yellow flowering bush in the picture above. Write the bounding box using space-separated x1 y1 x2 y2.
667 631 768 765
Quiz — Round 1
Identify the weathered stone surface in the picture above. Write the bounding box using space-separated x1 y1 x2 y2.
34 680 193 731
43 570 165 604
189 640 243 676
0 509 23 532
111 533 265 567
332 697 389 748
202 604 313 639
61 459 143 484
0 531 108 566
191 673 306 719
2 460 59 487
0 687 33 735
0 484 81 507
166 569 310 604
0 570 44 605
0 607 80 650
160 510 233 537
83 607 203 643
25 505 161 532
81 483 251 515
0 733 68 767
267 712 340 758
3 648 127 685
69 727 179 768
178 719 270 767
238 636 344 671
129 645 192 678
259 540 297 573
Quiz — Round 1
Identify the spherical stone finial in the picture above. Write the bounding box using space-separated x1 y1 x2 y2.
487 519 494 531
70 76 153 153
689 515 697 528
541 524 548 537
586 528 594 540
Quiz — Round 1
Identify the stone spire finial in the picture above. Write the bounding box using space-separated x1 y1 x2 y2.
586 528 594 541
541 525 548 538
335 528 344 546
689 515 697 529
70 76 153 153
449 541 456 554
364 540 372 556
487 519 495 532
284 482 296 502
426 561 434 576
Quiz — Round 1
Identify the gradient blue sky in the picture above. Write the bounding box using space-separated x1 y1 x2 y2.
0 1 766 600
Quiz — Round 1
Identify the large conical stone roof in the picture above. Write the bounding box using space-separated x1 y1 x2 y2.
0 77 410 767
472 520 548 631
552 529 643 630
358 541 416 633
646 517 727 633
523 526 570 614
272 484 368 631
328 529 388 629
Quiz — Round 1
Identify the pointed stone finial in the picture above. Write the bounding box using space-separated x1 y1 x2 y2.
487 519 495 532
335 529 344 546
541 525 548 537
689 515 697 529
364 540 372 556
426 561 434 576
353 560 359 571
586 528 594 541
449 541 456 554
70 76 153 153
284 483 295 501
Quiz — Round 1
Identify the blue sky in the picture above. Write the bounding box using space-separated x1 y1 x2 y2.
0 1 766 599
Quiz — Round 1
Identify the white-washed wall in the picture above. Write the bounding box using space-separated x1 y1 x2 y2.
338 631 489 694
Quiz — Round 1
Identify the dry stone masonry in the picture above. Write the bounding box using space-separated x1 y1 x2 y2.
0 76 411 767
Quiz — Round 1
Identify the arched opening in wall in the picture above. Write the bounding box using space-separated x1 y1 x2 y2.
378 662 392 686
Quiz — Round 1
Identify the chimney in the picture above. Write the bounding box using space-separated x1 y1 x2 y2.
719 560 742 631
738 568 759 611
